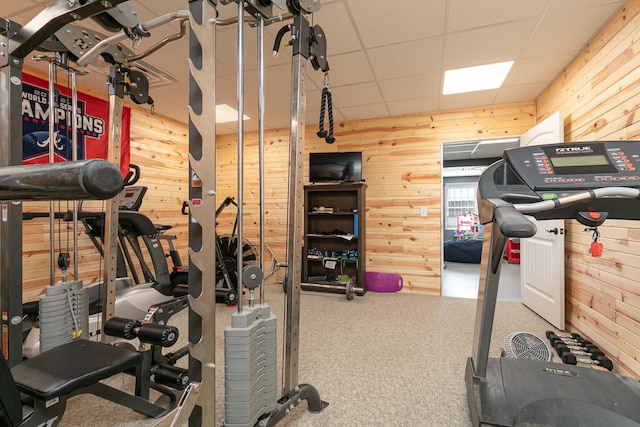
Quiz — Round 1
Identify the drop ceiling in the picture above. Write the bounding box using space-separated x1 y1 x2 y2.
442 138 520 163
5 0 626 140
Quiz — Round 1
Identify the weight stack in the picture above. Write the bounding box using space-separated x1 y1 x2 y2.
224 304 277 427
39 280 89 353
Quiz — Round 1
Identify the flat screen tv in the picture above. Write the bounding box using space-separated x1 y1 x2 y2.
309 151 362 183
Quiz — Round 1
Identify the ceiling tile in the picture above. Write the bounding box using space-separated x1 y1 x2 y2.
546 0 625 15
331 82 383 108
308 51 374 88
347 0 446 48
311 1 362 56
379 74 440 102
443 19 538 69
367 36 443 80
504 52 577 85
446 0 551 32
522 4 623 57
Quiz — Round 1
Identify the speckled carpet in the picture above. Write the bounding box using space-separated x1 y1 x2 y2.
57 281 556 427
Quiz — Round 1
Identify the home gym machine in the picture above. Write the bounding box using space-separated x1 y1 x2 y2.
1 3 200 427
467 140 640 426
187 0 328 425
16 6 192 356
2 0 329 424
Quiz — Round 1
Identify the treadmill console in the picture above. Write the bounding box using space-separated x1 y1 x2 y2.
118 186 147 211
503 141 640 192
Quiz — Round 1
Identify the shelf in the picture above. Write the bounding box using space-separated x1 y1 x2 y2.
307 234 358 241
308 212 357 216
303 182 367 295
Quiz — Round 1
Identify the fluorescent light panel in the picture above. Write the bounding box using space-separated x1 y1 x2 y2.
216 104 250 123
443 61 514 95
479 137 519 145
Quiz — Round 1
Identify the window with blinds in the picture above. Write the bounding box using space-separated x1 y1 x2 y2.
444 182 478 230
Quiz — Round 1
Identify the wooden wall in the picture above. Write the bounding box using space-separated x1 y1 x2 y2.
216 105 535 294
535 0 640 376
22 100 534 300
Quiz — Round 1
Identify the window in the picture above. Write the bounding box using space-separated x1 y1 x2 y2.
444 182 478 230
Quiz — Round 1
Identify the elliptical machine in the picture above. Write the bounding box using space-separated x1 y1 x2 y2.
21 165 190 356
467 140 640 426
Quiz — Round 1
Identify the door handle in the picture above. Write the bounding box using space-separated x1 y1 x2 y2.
546 228 564 235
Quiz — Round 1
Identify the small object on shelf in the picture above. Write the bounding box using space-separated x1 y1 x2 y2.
313 206 333 213
307 248 323 260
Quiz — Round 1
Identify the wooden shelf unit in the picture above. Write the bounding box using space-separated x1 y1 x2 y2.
303 182 367 295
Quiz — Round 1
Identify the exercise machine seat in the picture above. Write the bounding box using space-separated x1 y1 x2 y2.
11 339 142 400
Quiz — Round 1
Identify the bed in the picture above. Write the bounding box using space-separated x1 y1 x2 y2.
443 238 483 264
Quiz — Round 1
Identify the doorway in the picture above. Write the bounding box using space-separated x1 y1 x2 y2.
440 137 520 301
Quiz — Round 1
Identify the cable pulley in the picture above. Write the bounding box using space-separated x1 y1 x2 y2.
287 0 321 13
57 252 70 270
310 25 328 72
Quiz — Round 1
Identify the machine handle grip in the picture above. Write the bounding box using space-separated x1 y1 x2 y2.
123 164 141 186
514 187 640 214
494 205 537 238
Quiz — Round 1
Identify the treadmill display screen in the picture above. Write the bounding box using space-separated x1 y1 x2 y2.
549 154 610 168
540 144 618 175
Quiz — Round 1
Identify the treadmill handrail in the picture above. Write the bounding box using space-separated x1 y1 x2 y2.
513 187 640 214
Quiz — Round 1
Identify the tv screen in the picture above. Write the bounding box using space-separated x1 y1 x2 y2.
309 151 362 183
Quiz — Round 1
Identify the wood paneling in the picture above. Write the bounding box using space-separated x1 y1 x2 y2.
536 0 640 376
216 104 534 295
22 93 533 301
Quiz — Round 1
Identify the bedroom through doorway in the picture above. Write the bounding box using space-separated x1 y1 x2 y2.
440 137 521 301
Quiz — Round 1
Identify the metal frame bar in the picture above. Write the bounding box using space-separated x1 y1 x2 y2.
283 12 310 397
0 0 127 368
187 1 218 425
100 64 125 342
0 20 26 366
470 222 508 377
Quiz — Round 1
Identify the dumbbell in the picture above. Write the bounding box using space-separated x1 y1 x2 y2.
555 342 604 360
552 338 601 355
546 330 582 340
561 352 614 371
104 316 179 347
547 331 593 346
547 331 596 350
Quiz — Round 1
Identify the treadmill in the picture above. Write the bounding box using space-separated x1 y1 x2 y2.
467 141 640 426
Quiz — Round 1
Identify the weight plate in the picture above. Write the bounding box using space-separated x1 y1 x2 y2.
345 279 355 301
242 264 264 290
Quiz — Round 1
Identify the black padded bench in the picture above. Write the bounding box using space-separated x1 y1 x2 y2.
1 339 172 427
11 339 142 400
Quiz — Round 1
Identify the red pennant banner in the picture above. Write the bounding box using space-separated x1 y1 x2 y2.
21 73 131 177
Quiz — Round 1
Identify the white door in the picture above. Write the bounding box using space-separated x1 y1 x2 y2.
519 111 566 330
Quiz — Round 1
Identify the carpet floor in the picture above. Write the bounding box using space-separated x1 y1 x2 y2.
57 282 557 427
